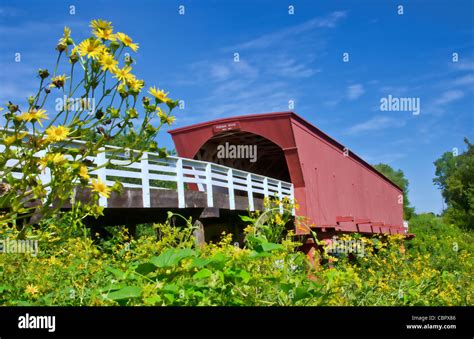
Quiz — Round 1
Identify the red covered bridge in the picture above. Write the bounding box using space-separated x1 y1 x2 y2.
169 111 406 237
2 111 408 246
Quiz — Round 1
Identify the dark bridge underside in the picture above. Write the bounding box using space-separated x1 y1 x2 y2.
66 188 265 226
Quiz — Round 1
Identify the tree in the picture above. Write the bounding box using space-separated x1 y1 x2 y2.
373 163 415 220
433 138 474 230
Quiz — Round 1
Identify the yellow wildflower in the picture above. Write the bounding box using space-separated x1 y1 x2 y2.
4 135 17 145
148 86 170 103
113 66 134 83
115 32 139 52
4 132 27 146
90 19 113 32
274 213 283 225
156 107 175 125
78 165 90 180
49 74 67 88
39 153 65 170
91 178 110 198
127 78 144 93
45 125 70 143
94 28 116 41
77 38 104 59
25 284 39 296
16 109 48 127
118 82 128 97
29 109 48 126
98 51 118 72
59 26 71 45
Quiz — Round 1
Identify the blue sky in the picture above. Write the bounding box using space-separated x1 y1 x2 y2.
0 0 473 214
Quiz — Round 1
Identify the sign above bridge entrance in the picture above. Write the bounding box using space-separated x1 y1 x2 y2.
212 121 241 133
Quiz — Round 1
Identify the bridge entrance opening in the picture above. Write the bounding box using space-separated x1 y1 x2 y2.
193 131 291 182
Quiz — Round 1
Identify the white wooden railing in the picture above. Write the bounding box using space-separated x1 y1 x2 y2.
0 138 295 213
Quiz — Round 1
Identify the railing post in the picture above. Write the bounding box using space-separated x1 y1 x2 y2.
263 177 268 209
277 181 283 214
141 152 150 208
227 168 235 210
246 173 254 211
290 184 295 216
263 177 269 199
96 148 107 208
176 158 185 208
205 163 214 207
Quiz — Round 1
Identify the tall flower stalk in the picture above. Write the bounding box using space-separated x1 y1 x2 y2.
0 19 178 235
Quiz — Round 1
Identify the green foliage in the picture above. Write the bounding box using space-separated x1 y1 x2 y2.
373 163 415 219
433 138 474 229
1 209 472 306
240 197 294 247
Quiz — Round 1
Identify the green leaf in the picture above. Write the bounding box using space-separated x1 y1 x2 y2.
135 262 156 275
261 241 284 252
149 248 196 268
164 293 175 303
240 215 255 223
163 284 179 293
193 268 213 280
236 270 251 283
293 287 311 302
105 266 127 280
208 252 230 266
106 286 142 301
100 283 126 293
144 295 162 305
190 257 212 268
0 284 12 294
249 250 272 258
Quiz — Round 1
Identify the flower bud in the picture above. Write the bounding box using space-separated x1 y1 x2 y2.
28 96 35 106
38 69 50 79
95 109 104 120
69 54 79 64
7 101 19 113
110 41 120 51
56 42 67 52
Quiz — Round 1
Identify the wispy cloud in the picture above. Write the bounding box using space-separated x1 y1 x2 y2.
433 89 465 105
344 116 406 135
174 11 347 123
347 84 364 100
453 59 474 71
450 74 474 87
223 11 347 52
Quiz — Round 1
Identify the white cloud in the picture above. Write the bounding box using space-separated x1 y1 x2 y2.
173 10 347 124
210 64 231 81
453 59 474 71
433 90 464 105
224 11 347 52
451 74 474 87
344 116 405 135
273 57 320 78
347 84 364 100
